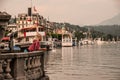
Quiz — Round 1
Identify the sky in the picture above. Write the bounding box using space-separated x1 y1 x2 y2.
0 0 120 26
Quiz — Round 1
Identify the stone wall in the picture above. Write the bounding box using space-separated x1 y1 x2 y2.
0 51 49 80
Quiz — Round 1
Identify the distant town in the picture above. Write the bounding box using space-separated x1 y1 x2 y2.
0 7 120 47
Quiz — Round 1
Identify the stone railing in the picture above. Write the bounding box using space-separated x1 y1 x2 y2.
0 51 49 80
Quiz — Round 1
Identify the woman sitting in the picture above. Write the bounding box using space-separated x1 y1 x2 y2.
25 33 46 52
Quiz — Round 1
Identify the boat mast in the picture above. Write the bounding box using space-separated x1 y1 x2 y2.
31 0 32 7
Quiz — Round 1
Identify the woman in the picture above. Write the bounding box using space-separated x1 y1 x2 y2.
25 33 46 52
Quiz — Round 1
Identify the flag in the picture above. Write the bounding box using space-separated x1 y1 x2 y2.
33 6 37 12
24 31 26 38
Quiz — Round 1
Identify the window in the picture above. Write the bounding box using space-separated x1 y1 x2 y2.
26 37 29 41
24 17 26 20
20 17 22 20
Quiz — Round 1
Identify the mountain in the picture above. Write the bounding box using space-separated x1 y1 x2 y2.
94 25 120 36
100 13 120 25
84 25 120 36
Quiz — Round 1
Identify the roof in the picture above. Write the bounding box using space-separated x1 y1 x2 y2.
21 26 44 31
0 12 11 18
0 12 10 15
21 26 37 30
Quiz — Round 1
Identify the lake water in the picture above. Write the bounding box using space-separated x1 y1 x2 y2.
45 42 120 80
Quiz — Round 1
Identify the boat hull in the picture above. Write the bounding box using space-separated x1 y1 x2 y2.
62 42 73 47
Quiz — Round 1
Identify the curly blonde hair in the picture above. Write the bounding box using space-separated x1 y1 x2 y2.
35 32 42 41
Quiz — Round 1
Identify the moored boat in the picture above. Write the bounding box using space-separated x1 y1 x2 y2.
62 33 73 47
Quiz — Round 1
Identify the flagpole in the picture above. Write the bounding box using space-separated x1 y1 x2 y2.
36 13 39 33
31 0 32 8
31 0 32 14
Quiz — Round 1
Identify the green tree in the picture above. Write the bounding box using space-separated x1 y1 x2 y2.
74 31 85 41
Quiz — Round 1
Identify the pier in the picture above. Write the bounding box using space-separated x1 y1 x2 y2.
0 51 49 80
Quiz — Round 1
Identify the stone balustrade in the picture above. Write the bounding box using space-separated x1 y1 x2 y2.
0 51 49 80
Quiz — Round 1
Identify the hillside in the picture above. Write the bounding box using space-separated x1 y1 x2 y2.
100 13 120 25
85 25 120 36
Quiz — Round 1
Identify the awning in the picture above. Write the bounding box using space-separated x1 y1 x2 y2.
1 37 10 41
21 26 37 31
21 26 44 31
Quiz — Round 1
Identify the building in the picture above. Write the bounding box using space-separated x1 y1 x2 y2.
7 24 17 32
0 11 11 39
0 11 11 26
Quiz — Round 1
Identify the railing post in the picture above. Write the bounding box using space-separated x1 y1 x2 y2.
13 57 26 80
41 53 45 77
0 51 49 80
0 60 4 80
4 59 13 79
40 52 49 80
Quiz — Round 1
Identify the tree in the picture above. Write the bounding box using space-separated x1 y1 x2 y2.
74 31 85 41
106 34 113 41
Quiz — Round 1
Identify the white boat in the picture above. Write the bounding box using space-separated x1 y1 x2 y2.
1 8 53 51
80 38 94 45
80 28 94 45
96 38 104 45
62 33 73 47
17 26 46 43
61 25 73 47
15 12 48 47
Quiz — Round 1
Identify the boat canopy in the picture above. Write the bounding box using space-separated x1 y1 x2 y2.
1 37 10 41
21 26 37 31
21 26 44 31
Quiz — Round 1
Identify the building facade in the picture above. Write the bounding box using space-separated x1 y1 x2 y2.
0 11 11 39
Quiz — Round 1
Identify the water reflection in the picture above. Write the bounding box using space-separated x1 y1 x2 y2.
62 47 73 65
45 43 120 80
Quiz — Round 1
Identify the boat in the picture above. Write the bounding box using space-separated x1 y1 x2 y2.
15 25 53 51
61 25 73 47
96 38 104 45
80 38 94 45
1 8 53 51
79 28 94 45
62 33 73 47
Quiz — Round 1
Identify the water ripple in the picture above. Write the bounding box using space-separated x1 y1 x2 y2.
45 43 120 80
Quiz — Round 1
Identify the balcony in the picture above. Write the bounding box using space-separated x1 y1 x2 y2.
19 32 46 37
